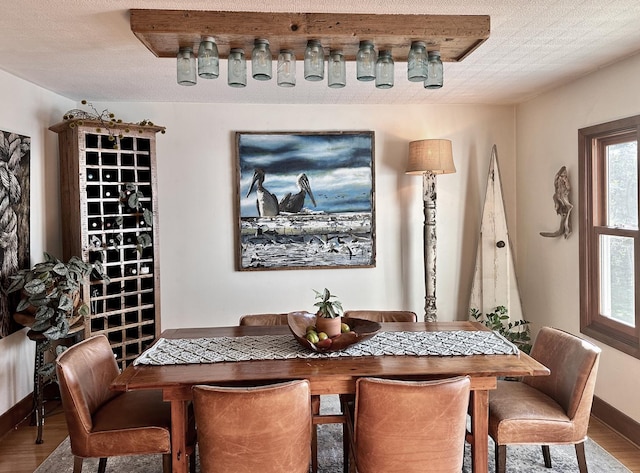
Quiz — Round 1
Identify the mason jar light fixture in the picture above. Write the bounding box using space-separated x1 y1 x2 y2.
176 47 196 86
197 36 219 79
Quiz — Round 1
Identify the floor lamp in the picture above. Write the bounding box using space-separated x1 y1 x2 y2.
406 139 456 321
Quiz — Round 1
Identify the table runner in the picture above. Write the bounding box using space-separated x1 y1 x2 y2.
134 330 519 366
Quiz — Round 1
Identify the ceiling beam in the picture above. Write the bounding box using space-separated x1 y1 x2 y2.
130 10 490 62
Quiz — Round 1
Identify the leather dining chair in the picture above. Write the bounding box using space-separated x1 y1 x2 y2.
344 376 471 473
238 312 290 325
488 326 601 473
55 334 196 473
192 380 312 473
239 312 324 473
343 310 417 322
340 310 417 469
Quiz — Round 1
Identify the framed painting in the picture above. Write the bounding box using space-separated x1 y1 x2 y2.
236 131 375 270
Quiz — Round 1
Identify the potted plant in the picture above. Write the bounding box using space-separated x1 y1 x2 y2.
469 305 532 354
8 252 110 340
313 288 344 337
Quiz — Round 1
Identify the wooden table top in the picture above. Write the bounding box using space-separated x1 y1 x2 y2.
112 321 549 395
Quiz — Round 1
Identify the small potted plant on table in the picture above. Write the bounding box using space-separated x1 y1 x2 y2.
313 288 344 338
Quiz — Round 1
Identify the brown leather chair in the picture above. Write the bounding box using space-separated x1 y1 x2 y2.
238 312 290 326
192 380 311 473
345 376 471 473
55 334 195 473
488 327 601 473
238 312 324 472
344 310 417 322
340 310 417 469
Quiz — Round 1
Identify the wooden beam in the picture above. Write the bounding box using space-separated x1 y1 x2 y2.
130 10 490 62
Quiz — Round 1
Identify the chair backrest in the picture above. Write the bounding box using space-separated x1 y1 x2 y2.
524 327 601 423
192 380 311 473
55 334 120 437
344 310 417 322
353 376 470 473
239 313 290 326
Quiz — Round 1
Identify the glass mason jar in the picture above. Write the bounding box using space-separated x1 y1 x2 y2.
176 47 196 86
304 40 324 81
407 41 427 82
356 40 376 81
227 48 247 88
425 51 443 89
375 50 394 89
327 50 346 88
197 37 219 79
277 49 296 87
251 39 272 81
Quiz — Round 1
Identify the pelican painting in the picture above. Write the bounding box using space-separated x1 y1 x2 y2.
279 173 316 213
246 168 279 216
237 131 375 271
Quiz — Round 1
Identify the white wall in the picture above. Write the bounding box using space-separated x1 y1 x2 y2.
0 92 514 417
93 102 515 330
516 52 640 423
0 70 73 414
3 54 637 426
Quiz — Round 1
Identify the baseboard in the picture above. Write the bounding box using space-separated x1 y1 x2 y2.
0 394 32 438
592 395 640 447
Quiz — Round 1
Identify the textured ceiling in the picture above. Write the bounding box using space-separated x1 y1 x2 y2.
1 0 639 105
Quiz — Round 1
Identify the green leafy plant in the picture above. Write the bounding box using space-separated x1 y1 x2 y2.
470 305 532 354
8 252 110 340
313 288 343 318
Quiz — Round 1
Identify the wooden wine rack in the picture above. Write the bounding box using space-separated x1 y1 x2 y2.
49 120 164 369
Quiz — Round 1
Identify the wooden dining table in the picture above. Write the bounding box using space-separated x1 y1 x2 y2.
111 320 549 473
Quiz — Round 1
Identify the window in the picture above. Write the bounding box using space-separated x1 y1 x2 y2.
579 116 640 358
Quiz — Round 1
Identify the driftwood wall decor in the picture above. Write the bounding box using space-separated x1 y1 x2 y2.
540 165 573 239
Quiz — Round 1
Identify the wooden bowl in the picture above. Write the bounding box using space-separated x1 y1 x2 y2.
287 311 381 353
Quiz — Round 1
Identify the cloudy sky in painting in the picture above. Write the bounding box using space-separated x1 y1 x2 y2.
238 133 373 217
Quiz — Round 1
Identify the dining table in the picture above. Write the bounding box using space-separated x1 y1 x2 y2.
111 320 549 473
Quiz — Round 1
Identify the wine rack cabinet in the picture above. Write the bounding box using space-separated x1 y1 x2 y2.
49 120 164 369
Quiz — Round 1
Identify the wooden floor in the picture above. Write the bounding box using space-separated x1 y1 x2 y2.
1 401 639 473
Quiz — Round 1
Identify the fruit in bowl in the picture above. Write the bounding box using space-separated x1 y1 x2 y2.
288 311 380 353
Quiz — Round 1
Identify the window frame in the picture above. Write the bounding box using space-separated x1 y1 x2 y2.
579 115 640 358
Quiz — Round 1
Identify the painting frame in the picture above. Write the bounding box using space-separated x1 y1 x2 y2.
236 131 376 271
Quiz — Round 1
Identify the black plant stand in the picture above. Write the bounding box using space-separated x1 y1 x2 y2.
13 313 84 444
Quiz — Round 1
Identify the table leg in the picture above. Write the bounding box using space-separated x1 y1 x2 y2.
470 389 489 473
170 399 189 473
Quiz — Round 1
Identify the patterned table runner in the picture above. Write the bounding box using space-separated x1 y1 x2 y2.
134 330 519 366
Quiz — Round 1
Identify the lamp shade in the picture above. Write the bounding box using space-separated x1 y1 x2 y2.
406 139 455 175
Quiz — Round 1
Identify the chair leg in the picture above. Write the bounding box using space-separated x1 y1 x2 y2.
575 442 588 473
162 453 172 473
311 395 320 473
311 424 318 473
190 449 197 473
342 422 350 473
97 458 107 473
542 445 552 468
343 401 358 473
495 444 507 473
72 456 84 473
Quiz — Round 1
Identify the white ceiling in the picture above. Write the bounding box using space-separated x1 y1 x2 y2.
1 0 640 105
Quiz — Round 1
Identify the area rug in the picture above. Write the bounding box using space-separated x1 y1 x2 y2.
36 396 630 473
